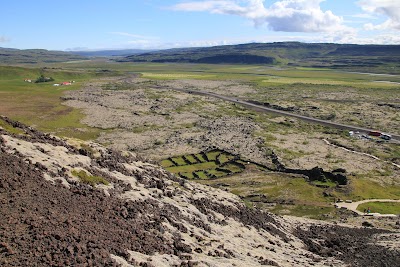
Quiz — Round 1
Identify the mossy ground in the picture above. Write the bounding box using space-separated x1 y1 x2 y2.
71 169 109 186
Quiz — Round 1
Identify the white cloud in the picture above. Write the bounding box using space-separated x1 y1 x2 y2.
172 0 351 33
65 47 90 51
0 35 10 43
263 0 346 32
176 32 400 48
107 32 160 49
125 38 232 49
110 32 159 39
333 33 400 44
358 0 400 30
172 0 255 14
351 13 377 19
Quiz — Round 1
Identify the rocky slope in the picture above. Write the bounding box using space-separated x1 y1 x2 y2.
1 117 399 267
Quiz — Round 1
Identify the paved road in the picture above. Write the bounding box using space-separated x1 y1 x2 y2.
335 199 400 216
168 87 400 142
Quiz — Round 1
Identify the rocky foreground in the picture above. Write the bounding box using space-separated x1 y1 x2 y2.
0 117 399 267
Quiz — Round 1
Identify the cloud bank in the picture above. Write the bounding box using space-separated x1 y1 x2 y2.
358 0 400 30
172 0 350 33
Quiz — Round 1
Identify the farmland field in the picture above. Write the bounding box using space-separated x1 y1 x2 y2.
0 66 111 139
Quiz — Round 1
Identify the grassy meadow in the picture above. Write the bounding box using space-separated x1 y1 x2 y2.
0 65 115 139
357 202 400 215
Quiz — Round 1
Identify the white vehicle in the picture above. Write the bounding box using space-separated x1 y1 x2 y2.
380 133 392 140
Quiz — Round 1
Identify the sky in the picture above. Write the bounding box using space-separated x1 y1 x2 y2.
1 0 400 51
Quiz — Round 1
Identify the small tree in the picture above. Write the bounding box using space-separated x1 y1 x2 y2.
35 75 54 83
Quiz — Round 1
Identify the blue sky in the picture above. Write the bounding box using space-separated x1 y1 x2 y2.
1 0 399 50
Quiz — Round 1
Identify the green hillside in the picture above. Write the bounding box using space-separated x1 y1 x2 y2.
119 42 400 73
0 47 88 64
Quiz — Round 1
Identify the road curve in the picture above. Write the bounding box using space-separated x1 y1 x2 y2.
168 87 400 142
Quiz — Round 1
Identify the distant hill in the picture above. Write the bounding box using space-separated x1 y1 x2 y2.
119 42 400 73
69 49 154 57
0 47 88 64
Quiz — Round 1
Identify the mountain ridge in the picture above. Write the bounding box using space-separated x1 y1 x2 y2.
0 47 88 64
118 42 400 73
68 49 155 57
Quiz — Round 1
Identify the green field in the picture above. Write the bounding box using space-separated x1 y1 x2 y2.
194 171 208 179
160 159 175 168
349 179 400 201
170 157 186 166
184 155 198 164
194 153 207 163
162 150 248 179
218 153 235 164
206 151 220 161
180 172 195 179
357 202 400 215
0 66 111 139
167 161 218 173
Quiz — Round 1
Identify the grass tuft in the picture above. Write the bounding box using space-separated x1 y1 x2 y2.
71 169 109 186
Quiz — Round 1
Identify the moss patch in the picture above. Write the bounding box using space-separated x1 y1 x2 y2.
0 118 25 135
72 170 109 187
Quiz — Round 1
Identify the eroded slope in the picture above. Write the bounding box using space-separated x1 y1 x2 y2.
1 117 399 267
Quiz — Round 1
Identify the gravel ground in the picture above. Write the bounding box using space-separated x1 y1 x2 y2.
63 77 268 163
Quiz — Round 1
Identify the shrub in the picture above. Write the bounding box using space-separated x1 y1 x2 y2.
35 74 54 83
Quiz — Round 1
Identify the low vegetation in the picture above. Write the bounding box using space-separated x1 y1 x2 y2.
357 202 400 215
0 66 115 139
0 118 25 135
71 169 109 186
34 74 54 83
161 150 249 179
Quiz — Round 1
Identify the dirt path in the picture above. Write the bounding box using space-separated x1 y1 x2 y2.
335 199 400 216
167 87 400 141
